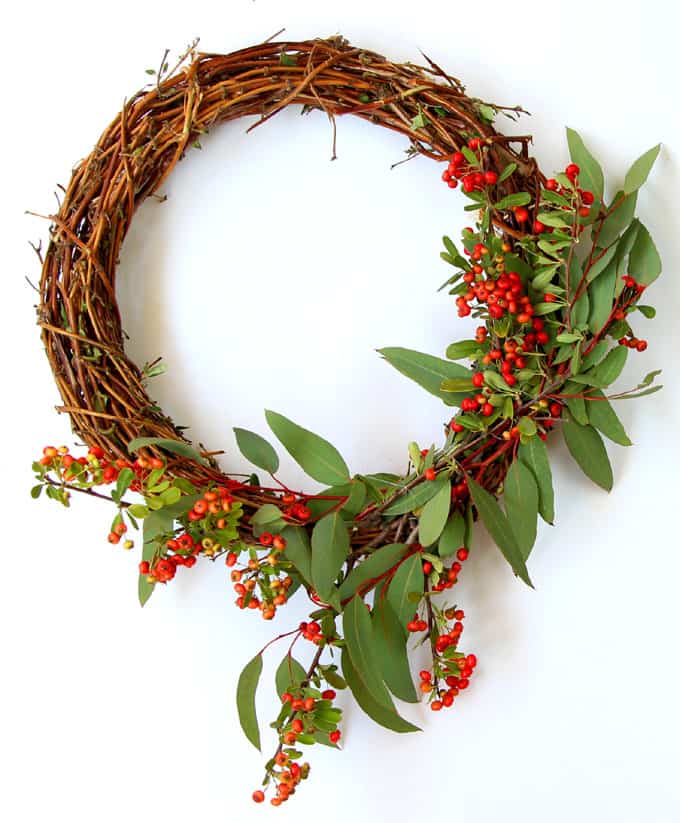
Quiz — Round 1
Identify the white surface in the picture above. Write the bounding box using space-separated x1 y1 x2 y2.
2 2 679 821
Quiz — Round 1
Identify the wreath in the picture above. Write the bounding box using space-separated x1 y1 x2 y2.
31 36 663 807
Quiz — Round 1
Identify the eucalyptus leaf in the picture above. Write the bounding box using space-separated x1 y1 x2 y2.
236 654 263 750
438 510 466 557
418 480 451 547
378 347 473 406
623 144 661 195
518 436 555 524
566 127 604 199
504 461 539 560
341 649 420 734
372 594 418 703
586 391 632 446
265 410 349 486
233 428 279 474
311 513 349 602
562 416 613 491
468 478 533 587
386 554 425 630
128 436 208 466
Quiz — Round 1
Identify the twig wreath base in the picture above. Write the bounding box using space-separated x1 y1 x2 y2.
32 36 663 807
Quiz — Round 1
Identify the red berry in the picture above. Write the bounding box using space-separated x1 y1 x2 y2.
484 170 498 185
252 790 265 803
424 468 437 481
581 190 595 205
468 137 480 150
533 220 546 234
578 205 590 218
225 552 237 567
472 372 485 388
452 151 465 166
431 700 443 712
514 206 530 223
545 178 558 190
566 163 580 179
636 340 648 352
457 547 470 562
321 689 336 700
481 402 494 417
329 730 341 744
139 561 150 575
259 532 273 546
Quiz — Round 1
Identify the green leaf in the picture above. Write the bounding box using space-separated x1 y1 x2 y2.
128 503 149 519
536 211 571 229
114 467 135 501
311 513 350 601
280 526 313 586
598 191 637 248
418 480 451 547
275 655 308 698
586 346 628 387
566 128 604 200
585 243 619 283
338 543 407 600
236 654 263 750
616 385 663 400
461 146 478 166
30 484 43 499
532 302 563 316
233 428 279 474
127 436 208 466
378 347 473 406
586 391 632 446
497 162 517 184
588 259 617 333
636 305 656 319
581 341 609 371
372 593 418 703
250 503 287 536
518 437 554 524
445 340 483 360
383 475 449 515
341 649 420 733
629 223 662 286
342 596 390 705
440 377 475 393
467 478 533 587
562 416 613 491
438 510 466 556
623 144 661 195
411 111 429 130
504 461 539 561
563 381 589 425
494 192 531 210
265 410 349 486
386 554 425 630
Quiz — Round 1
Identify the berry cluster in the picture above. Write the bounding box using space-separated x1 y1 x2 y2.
139 532 199 583
441 140 499 193
229 533 294 621
418 602 478 711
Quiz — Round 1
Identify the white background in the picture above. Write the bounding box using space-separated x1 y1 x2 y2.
2 2 679 821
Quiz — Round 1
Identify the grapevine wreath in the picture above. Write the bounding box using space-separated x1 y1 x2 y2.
32 37 663 807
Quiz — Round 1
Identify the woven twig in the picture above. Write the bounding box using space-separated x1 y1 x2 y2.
37 37 541 543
